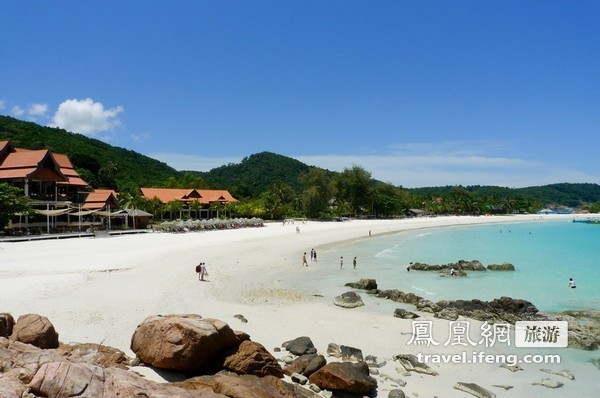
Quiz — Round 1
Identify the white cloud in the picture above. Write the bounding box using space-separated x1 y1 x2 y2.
0 100 5 110
149 152 242 172
50 98 123 136
147 139 600 188
296 153 600 188
28 103 48 116
131 132 151 142
11 105 24 116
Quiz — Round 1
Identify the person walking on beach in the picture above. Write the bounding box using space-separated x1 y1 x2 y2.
340 256 344 269
196 262 206 281
302 252 308 267
353 257 357 269
313 250 317 262
311 248 315 261
569 277 576 289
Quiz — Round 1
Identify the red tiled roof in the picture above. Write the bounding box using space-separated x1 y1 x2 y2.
83 189 118 209
0 150 48 168
140 187 237 204
0 167 37 179
0 142 88 186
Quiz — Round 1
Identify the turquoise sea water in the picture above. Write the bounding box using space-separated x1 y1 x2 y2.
291 219 600 313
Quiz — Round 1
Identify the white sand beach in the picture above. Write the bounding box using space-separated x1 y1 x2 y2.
1 215 597 397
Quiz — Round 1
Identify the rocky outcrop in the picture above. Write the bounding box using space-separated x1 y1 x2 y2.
409 260 487 272
532 378 564 388
0 337 221 397
436 296 541 323
326 343 364 361
222 340 283 378
559 310 600 350
303 355 327 377
487 263 515 271
393 309 420 319
0 313 14 338
344 278 377 290
56 342 131 369
308 361 377 395
130 314 242 373
434 307 459 321
283 353 317 376
453 382 496 398
283 336 317 355
393 354 439 376
10 313 59 349
1 312 381 397
333 291 364 308
179 372 320 397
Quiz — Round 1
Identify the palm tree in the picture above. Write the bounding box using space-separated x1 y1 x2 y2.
165 200 184 220
117 191 145 229
189 199 203 220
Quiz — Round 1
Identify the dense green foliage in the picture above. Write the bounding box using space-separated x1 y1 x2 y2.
184 152 314 198
2 115 600 221
0 116 180 189
0 183 33 230
408 183 600 210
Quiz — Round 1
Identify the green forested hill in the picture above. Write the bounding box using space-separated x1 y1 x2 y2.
2 115 599 208
408 183 600 208
185 151 314 198
0 115 180 189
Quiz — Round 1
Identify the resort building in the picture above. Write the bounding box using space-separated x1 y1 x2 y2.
1 140 237 235
0 140 89 204
140 187 237 219
0 140 92 234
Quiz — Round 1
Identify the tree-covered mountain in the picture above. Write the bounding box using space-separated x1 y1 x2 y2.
2 115 600 209
408 183 600 209
184 152 318 198
0 115 180 189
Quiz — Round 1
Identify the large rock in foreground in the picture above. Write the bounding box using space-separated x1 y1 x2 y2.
179 371 320 398
222 340 284 378
10 314 59 349
308 361 377 395
130 314 241 373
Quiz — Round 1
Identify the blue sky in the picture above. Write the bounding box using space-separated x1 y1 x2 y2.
2 1 599 188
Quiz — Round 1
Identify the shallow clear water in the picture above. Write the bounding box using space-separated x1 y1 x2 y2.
286 219 600 313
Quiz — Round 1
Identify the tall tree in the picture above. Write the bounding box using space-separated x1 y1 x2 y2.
300 168 335 218
334 165 372 217
0 183 33 231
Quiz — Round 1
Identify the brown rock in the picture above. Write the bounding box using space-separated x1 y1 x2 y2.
0 313 15 338
56 342 131 369
130 314 241 373
303 354 326 377
203 372 319 398
283 353 317 376
10 314 59 349
308 361 377 395
2 337 221 398
222 340 283 378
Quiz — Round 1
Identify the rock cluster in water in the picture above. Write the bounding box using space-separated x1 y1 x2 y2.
345 278 600 350
408 260 515 276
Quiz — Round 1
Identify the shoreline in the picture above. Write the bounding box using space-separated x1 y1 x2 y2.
1 214 597 396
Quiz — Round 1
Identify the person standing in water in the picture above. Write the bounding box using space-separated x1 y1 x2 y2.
569 278 576 289
340 256 344 269
353 257 357 269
